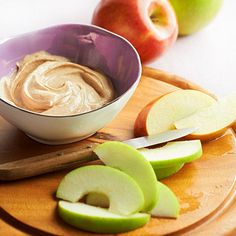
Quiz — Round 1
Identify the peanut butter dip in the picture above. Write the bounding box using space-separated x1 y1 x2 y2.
0 51 115 116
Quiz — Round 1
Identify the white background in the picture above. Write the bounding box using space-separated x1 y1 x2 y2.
0 0 235 97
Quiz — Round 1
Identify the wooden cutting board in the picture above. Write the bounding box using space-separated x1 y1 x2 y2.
0 67 236 235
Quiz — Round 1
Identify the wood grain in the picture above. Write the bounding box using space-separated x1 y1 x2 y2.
142 67 217 99
0 219 26 236
0 67 235 235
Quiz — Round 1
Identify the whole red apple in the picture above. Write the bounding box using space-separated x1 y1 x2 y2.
92 0 178 63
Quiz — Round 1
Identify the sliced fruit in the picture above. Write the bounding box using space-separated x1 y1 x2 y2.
175 93 236 141
150 182 179 218
154 163 184 180
86 182 180 219
58 201 150 234
85 164 184 205
139 140 202 168
134 89 216 136
56 165 144 215
94 141 158 212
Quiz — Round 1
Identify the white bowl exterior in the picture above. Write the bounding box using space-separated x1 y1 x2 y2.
0 80 138 144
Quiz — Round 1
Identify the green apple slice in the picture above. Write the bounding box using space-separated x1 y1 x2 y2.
150 182 180 218
56 165 144 215
94 141 158 212
154 163 184 180
85 164 184 207
58 201 150 234
86 182 180 219
139 140 202 168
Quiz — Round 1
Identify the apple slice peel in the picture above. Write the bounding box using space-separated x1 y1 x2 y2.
58 201 150 234
139 140 202 168
150 181 180 218
153 163 184 180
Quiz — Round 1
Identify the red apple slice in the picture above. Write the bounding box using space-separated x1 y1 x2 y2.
92 0 178 63
174 93 236 141
134 90 216 137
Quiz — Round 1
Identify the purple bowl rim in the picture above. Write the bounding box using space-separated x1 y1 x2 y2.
0 23 142 118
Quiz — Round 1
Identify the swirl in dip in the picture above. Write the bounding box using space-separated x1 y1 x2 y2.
0 51 115 116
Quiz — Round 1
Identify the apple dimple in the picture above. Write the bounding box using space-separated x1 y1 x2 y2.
139 0 178 40
149 3 169 27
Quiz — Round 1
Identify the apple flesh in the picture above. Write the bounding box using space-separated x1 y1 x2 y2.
94 141 158 212
56 165 144 216
85 166 185 206
150 182 179 218
134 89 216 137
58 201 150 234
175 93 236 141
169 0 223 35
92 0 178 63
139 140 202 168
153 163 184 180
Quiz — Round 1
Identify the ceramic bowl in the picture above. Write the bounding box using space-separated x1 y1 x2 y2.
0 24 141 144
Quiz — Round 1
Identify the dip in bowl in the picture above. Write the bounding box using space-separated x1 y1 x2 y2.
0 24 141 144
